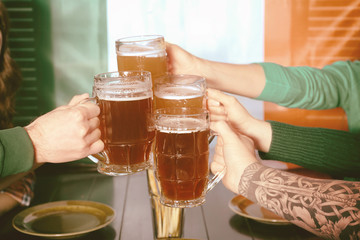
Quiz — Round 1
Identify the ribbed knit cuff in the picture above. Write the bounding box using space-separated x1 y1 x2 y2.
259 121 360 178
0 127 34 177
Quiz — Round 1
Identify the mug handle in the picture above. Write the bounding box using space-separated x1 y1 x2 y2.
80 97 109 164
206 131 225 193
206 168 226 193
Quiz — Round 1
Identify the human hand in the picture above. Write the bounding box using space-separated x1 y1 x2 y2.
211 121 258 194
25 93 104 164
166 42 203 76
207 88 272 152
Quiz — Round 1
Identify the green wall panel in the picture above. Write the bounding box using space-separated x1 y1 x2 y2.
4 0 108 126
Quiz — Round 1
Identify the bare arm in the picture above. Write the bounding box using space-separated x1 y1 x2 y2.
166 43 266 98
239 163 360 239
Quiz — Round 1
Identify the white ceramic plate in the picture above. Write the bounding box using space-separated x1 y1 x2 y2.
13 200 115 239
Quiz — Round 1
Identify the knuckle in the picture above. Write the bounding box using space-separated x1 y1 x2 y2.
227 95 238 104
71 108 87 122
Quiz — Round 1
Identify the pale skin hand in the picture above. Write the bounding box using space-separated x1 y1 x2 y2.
25 93 104 164
207 88 272 152
211 112 360 239
210 120 258 193
166 42 266 98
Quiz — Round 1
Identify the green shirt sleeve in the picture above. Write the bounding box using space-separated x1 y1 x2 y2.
258 121 360 178
255 61 360 132
0 127 35 177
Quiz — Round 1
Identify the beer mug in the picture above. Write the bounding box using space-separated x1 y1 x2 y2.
153 108 225 208
88 71 154 176
116 35 168 86
116 35 184 239
154 74 206 110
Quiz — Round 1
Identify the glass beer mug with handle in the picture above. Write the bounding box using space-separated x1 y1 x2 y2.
116 35 168 87
88 71 154 176
116 35 184 239
154 107 225 208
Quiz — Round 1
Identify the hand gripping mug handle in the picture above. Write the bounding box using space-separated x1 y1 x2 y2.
206 130 225 193
80 97 109 164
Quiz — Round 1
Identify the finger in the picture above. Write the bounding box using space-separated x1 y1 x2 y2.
207 102 225 113
76 102 100 119
207 98 220 107
211 161 225 175
68 93 90 106
212 136 224 161
211 121 239 145
208 105 226 116
210 114 228 122
88 139 105 155
88 116 100 129
207 89 242 111
84 128 102 146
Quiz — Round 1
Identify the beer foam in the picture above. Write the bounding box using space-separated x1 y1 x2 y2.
117 45 164 56
155 86 203 100
157 117 207 133
98 94 152 101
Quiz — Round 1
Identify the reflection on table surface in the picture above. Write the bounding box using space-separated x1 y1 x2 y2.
0 163 322 240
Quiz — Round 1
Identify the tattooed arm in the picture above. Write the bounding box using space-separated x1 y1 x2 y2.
239 163 360 240
210 121 360 240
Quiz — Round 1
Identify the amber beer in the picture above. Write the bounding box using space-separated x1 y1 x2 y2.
98 96 154 168
90 71 153 176
153 108 223 208
116 35 168 87
154 74 206 110
117 55 167 85
155 121 210 203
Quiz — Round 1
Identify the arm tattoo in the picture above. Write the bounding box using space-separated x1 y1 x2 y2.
238 162 360 240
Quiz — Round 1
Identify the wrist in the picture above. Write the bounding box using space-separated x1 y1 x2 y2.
242 119 272 152
24 123 46 164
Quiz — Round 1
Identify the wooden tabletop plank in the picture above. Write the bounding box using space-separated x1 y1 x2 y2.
89 174 128 240
182 206 208 239
120 171 154 240
203 183 253 240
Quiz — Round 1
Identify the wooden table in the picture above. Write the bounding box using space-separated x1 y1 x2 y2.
0 163 322 240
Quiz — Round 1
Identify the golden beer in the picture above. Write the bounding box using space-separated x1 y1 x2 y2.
116 35 168 87
154 75 206 110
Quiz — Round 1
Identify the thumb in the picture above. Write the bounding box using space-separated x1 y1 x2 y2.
211 121 239 145
68 93 90 106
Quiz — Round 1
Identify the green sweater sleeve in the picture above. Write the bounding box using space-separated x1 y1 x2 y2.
256 61 360 133
258 121 360 178
0 127 34 177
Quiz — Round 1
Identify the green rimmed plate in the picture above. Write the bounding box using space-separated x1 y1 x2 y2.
13 200 115 239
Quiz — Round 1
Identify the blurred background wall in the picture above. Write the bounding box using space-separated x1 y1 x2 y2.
4 0 359 135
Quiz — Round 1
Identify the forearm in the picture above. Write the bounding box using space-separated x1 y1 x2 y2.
239 162 360 239
259 121 360 178
199 59 266 98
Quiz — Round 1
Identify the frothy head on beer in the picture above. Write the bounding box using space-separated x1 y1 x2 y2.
116 35 166 57
93 71 153 100
156 117 208 133
154 108 209 131
154 75 206 109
